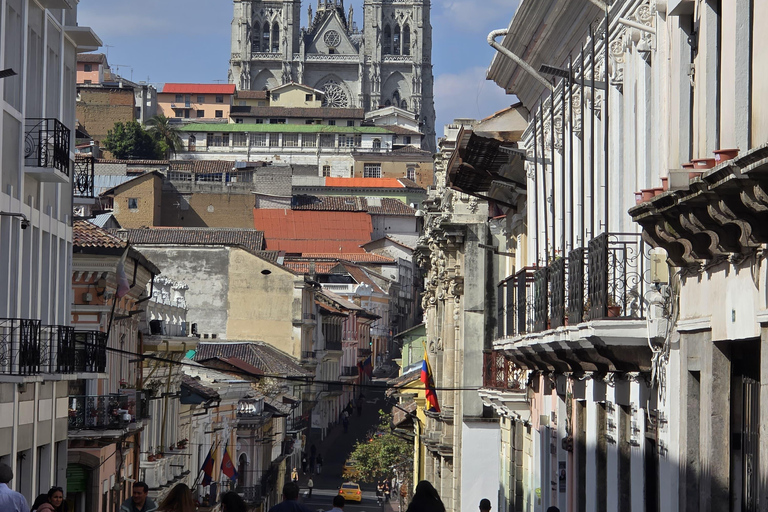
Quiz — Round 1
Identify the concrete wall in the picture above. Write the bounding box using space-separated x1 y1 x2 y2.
112 174 162 228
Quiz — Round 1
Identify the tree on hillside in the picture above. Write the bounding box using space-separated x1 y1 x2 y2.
348 410 412 488
146 114 182 159
104 121 163 160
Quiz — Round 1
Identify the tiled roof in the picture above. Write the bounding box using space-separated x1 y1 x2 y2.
234 106 365 119
391 400 417 425
73 220 126 249
112 228 265 253
282 261 338 274
252 210 371 253
392 146 433 156
264 395 292 415
383 125 423 135
95 158 169 165
362 236 416 251
316 301 347 315
181 375 220 400
339 263 385 294
195 342 312 377
169 160 237 174
201 356 265 377
386 367 421 391
236 90 269 100
161 83 236 95
300 253 395 264
291 196 416 216
77 53 107 63
324 178 425 190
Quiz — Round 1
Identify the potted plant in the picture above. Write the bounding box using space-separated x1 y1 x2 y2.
714 148 739 162
607 296 621 317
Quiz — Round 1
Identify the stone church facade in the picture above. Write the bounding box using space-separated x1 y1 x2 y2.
229 0 437 151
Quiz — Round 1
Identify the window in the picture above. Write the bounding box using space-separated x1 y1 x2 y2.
406 167 416 181
403 24 411 55
283 133 299 147
135 107 141 118
197 110 205 117
347 120 355 127
340 135 355 148
175 94 184 103
305 94 313 101
404 136 412 145
328 120 336 126
322 165 331 177
252 22 262 52
262 23 270 53
84 64 93 72
315 94 322 101
174 109 184 118
207 134 229 147
393 25 401 55
364 163 382 178
233 133 248 147
319 134 336 148
383 25 392 55
305 119 315 125
269 133 280 146
302 135 317 147
83 80 92 84
216 95 224 103
215 110 223 118
254 118 264 124
197 95 205 103
235 118 244 124
372 138 382 149
272 93 280 100
272 22 280 52
270 118 286 124
354 135 362 147
252 133 268 147
128 198 138 210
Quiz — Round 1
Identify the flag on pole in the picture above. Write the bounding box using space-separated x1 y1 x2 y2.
221 441 238 481
420 349 440 413
115 245 131 298
201 444 217 485
362 355 373 377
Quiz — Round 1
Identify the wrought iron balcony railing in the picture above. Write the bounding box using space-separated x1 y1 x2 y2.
25 118 71 175
73 155 95 198
68 391 149 431
496 233 647 338
482 351 525 391
0 318 42 375
57 330 108 373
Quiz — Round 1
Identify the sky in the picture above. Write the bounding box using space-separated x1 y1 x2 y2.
78 0 520 139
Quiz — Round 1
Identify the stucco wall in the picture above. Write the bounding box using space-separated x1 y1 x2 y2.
160 189 256 228
112 175 162 228
461 420 501 512
352 158 434 189
226 249 303 357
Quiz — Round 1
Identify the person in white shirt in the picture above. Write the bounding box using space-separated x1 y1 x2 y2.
0 463 29 512
327 495 345 512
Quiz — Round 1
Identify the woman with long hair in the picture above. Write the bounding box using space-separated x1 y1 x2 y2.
157 483 196 512
220 491 247 512
405 481 445 512
32 487 67 512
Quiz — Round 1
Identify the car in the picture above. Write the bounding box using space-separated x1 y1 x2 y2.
339 482 363 502
342 460 361 480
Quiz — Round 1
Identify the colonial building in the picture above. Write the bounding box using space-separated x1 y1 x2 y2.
229 0 437 151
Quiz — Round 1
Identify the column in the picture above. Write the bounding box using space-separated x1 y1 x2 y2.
699 340 730 512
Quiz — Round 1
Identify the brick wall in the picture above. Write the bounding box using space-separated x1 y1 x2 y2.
76 87 135 150
112 175 162 228
160 190 256 228
352 158 435 188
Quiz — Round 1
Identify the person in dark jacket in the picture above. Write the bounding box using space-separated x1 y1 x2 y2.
405 481 445 512
220 492 247 512
120 482 158 512
268 483 314 512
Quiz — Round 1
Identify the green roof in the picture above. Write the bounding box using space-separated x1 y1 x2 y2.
178 123 393 134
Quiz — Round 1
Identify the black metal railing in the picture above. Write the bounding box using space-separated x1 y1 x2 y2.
494 233 647 339
73 156 95 198
56 330 108 373
300 351 316 360
482 351 525 391
25 118 70 175
341 366 358 377
0 318 42 375
68 391 148 430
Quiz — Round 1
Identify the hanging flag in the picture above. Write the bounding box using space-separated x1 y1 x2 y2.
420 349 440 413
362 355 373 377
201 444 217 486
115 245 131 298
221 441 239 481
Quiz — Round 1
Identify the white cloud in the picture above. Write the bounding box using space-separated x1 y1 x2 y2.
434 0 518 34
433 66 513 135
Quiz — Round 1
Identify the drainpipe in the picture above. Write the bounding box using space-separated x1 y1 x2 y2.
487 29 553 92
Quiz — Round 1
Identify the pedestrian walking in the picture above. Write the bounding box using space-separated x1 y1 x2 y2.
307 478 314 498
0 463 29 512
291 468 299 483
405 481 445 512
31 487 67 512
327 495 345 512
220 492 247 512
120 482 158 512
268 483 314 512
157 483 195 512
316 454 323 474
383 480 390 503
376 483 384 506
342 414 349 433
479 499 491 512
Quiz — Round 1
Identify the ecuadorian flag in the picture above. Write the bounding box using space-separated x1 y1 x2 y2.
420 349 440 413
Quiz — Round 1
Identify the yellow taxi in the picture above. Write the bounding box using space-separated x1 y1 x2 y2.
342 460 361 480
339 482 363 502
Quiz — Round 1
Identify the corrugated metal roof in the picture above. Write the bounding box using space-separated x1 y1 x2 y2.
93 175 133 196
253 210 372 253
161 83 236 95
234 106 365 119
88 212 119 228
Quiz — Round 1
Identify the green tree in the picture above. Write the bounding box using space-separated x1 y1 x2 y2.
146 114 182 158
348 411 412 484
104 121 163 160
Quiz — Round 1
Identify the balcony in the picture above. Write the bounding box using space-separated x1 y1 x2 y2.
325 339 342 352
341 366 358 377
56 330 108 374
68 391 149 431
497 233 647 339
300 350 316 361
0 318 43 376
73 155 95 201
482 351 525 391
24 118 70 182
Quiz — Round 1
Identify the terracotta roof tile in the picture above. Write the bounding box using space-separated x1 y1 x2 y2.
195 342 312 377
181 375 220 400
252 210 371 253
169 160 237 175
324 178 425 190
73 220 127 249
290 195 416 216
300 253 395 264
77 53 107 63
111 228 264 253
283 261 338 274
95 158 169 165
236 90 269 100
161 83 236 95
384 125 423 136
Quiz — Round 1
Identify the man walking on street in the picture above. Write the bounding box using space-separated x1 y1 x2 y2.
327 495 345 512
0 463 28 512
120 482 158 512
307 478 314 498
268 483 314 512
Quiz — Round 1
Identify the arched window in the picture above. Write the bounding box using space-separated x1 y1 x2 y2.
392 91 400 106
188 135 196 152
262 23 270 53
401 100 408 110
385 100 391 106
272 22 280 52
252 22 261 52
393 25 401 55
403 24 411 55
373 138 381 149
383 26 392 55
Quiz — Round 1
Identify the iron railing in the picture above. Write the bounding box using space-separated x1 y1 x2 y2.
56 330 108 373
0 318 42 375
494 233 647 339
68 391 148 430
482 351 525 391
341 366 358 377
25 118 71 175
300 351 316 360
73 156 95 198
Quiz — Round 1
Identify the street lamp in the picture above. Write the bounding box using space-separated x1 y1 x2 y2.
0 212 30 229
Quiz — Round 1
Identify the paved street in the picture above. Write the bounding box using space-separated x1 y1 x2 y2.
291 381 400 512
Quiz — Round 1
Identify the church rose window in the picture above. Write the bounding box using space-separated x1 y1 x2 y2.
324 30 341 48
322 80 349 108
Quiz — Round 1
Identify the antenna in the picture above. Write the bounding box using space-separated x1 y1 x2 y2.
104 44 115 59
112 64 134 81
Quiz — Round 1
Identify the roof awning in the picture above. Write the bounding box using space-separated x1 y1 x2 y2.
65 26 102 52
